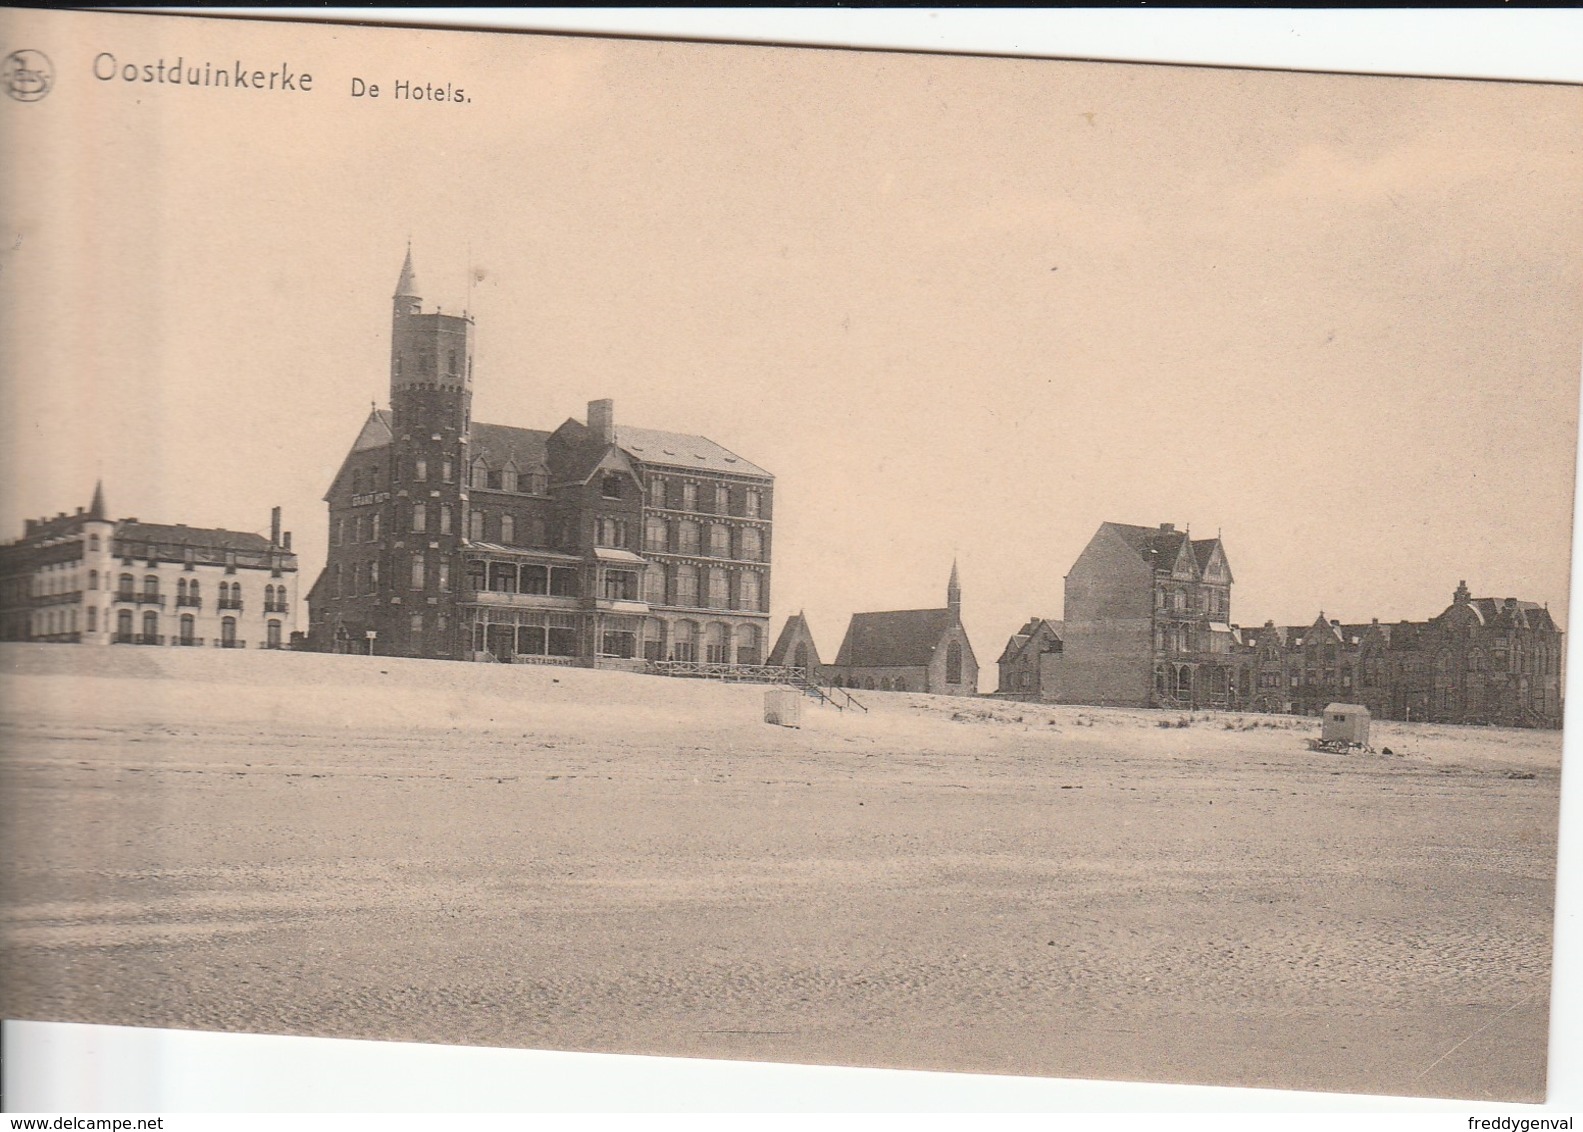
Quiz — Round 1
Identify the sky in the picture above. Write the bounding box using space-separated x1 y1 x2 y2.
2 9 1581 685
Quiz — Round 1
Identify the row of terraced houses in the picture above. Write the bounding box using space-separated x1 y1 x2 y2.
992 522 1563 728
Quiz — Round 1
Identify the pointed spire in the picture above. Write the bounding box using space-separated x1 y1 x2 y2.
395 243 418 300
947 558 961 618
88 480 106 520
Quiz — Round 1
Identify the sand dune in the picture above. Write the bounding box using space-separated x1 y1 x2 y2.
0 644 1561 1101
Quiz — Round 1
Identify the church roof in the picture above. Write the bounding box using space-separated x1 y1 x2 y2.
833 608 956 668
616 425 770 478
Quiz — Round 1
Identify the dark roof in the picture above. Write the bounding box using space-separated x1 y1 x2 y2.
767 612 820 667
1467 597 1557 632
1100 523 1223 579
117 521 276 554
833 608 956 668
996 634 1031 665
470 422 551 468
616 425 770 478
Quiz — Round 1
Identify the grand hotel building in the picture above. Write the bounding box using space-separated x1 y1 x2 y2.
305 251 774 666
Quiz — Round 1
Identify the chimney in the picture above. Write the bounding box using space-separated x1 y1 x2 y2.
588 399 615 445
271 506 282 546
283 531 292 551
1159 522 1175 532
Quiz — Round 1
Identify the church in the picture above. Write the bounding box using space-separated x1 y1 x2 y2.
305 251 774 666
824 563 979 694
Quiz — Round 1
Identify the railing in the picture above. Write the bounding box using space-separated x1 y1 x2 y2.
259 640 285 650
815 683 868 713
115 592 165 607
134 634 164 646
176 596 202 609
264 601 289 614
217 599 244 611
173 637 205 647
645 659 807 683
215 638 247 649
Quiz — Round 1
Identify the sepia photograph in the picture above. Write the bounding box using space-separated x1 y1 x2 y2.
2 6 1581 1113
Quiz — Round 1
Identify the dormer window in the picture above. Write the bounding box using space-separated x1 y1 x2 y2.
601 474 623 500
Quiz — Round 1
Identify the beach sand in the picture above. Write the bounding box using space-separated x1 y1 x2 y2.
0 643 1561 1101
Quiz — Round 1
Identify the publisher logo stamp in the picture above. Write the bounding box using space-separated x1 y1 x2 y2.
3 49 54 102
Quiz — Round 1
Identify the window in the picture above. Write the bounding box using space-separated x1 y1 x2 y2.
645 518 668 552
266 621 281 649
370 512 381 540
89 533 101 551
520 564 548 595
442 459 454 483
412 503 427 533
604 571 638 601
487 471 502 491
469 511 485 541
411 612 425 635
437 505 451 535
437 560 450 592
744 491 760 519
715 485 731 514
643 567 666 605
681 482 698 512
87 607 97 633
471 463 488 490
410 554 425 590
678 521 701 555
369 561 379 590
88 569 98 590
597 518 628 549
739 571 761 612
526 469 548 495
707 568 728 609
117 609 133 641
601 475 623 500
331 564 342 598
549 567 580 598
467 560 487 592
415 458 427 482
709 525 731 557
703 622 729 663
649 479 667 508
672 620 698 662
675 565 699 606
736 624 760 665
500 515 515 545
143 575 159 598
739 528 762 562
221 617 237 647
946 640 963 684
141 610 159 643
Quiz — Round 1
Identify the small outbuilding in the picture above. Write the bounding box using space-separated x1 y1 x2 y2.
1321 703 1371 748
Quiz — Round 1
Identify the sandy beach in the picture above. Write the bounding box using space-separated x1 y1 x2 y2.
0 643 1561 1101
